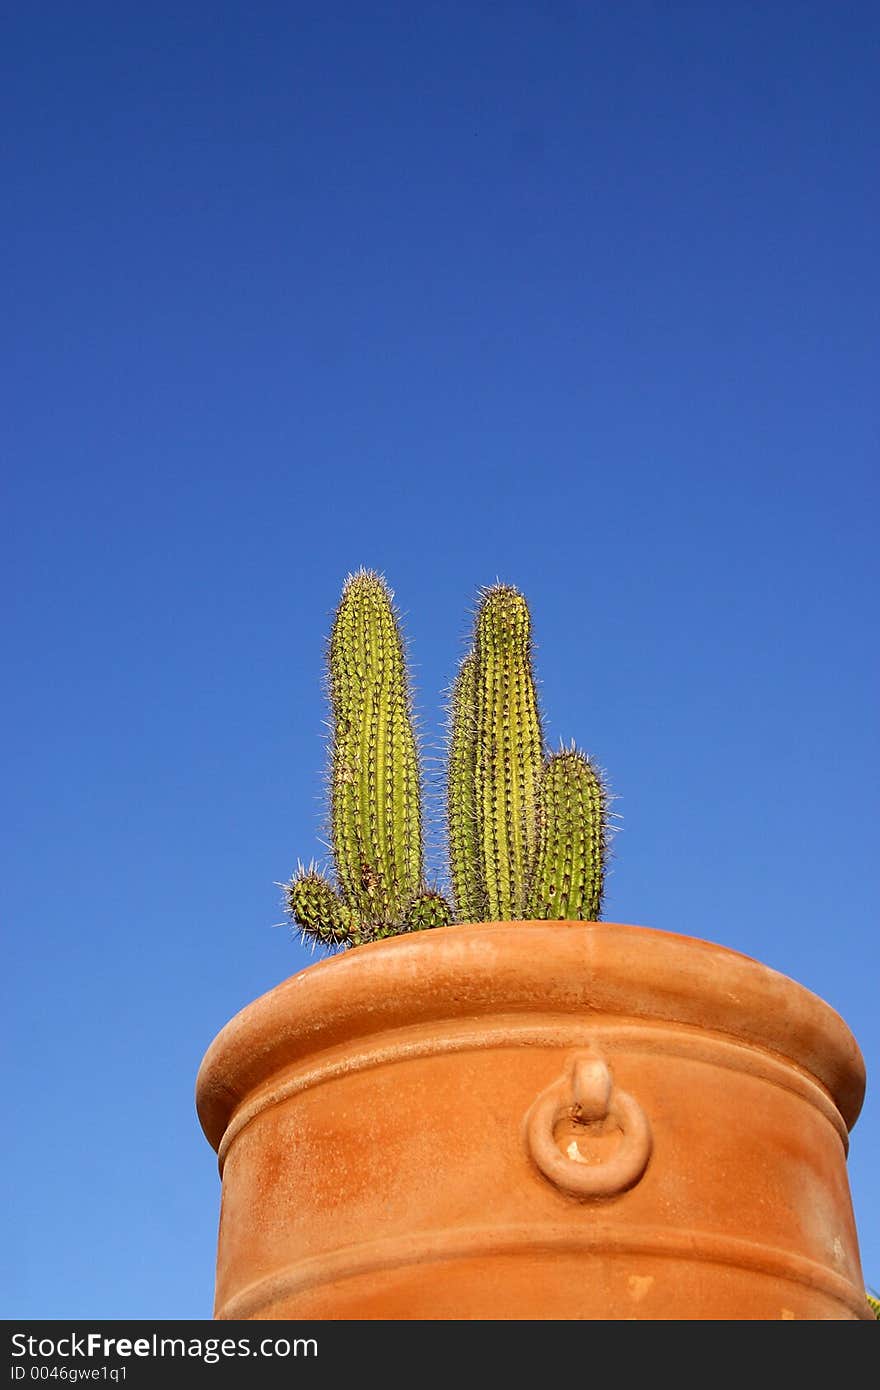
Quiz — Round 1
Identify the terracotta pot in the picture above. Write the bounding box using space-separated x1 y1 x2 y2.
196 922 871 1321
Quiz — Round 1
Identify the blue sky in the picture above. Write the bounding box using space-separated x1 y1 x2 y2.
3 2 877 1319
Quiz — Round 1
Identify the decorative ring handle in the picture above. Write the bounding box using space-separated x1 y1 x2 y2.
526 1054 652 1197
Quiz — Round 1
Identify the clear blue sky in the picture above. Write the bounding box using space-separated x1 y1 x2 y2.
3 2 877 1319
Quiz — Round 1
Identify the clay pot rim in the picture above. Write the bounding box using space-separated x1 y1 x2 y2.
196 920 865 1151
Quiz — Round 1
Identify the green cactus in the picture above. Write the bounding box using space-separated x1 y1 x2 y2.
528 748 607 921
328 568 422 924
287 573 609 948
447 584 608 924
403 889 456 932
286 570 451 948
447 584 540 922
286 868 358 948
446 652 483 923
476 586 545 919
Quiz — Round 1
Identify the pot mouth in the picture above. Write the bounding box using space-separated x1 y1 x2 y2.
195 921 866 1152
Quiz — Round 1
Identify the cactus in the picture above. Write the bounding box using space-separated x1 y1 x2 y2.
287 573 609 949
286 868 358 948
528 748 607 921
447 584 608 924
285 570 451 948
403 889 456 932
328 568 422 924
473 585 544 919
446 586 544 921
446 652 483 923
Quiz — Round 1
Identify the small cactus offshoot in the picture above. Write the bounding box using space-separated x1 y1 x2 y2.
286 868 358 948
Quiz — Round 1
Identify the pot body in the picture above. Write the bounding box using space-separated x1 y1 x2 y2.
196 922 870 1320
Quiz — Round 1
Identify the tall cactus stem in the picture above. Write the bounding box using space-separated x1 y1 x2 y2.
446 651 484 922
328 570 423 929
473 585 544 920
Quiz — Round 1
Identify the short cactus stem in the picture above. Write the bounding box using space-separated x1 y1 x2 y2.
403 890 453 932
286 870 358 948
473 586 544 920
528 749 607 921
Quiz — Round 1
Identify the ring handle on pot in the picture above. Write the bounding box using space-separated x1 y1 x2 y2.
526 1053 652 1197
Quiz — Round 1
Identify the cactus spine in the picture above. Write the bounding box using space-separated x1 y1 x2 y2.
286 570 451 948
447 584 608 924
